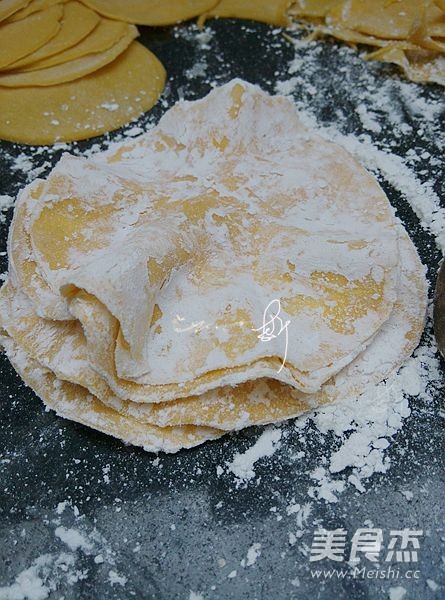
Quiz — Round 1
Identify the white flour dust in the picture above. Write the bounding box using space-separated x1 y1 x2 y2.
0 502 127 600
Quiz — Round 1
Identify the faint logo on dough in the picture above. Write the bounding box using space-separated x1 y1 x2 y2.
253 298 290 373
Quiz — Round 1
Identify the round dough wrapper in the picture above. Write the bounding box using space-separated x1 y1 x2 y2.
0 24 138 86
6 0 66 21
80 0 219 25
203 0 292 26
0 0 30 22
4 1 100 71
290 0 342 19
0 42 166 144
0 4 62 69
368 46 445 86
326 0 421 41
16 17 129 71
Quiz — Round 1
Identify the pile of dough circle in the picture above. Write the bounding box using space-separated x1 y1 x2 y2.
0 2 166 143
14 16 130 71
290 0 445 86
0 80 427 452
0 43 166 144
3 1 100 71
0 5 63 69
1 1 443 146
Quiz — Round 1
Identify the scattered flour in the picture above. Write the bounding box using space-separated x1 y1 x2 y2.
426 579 440 591
0 555 51 600
388 585 407 600
0 553 79 600
240 543 262 567
0 195 13 223
108 570 127 587
227 427 282 483
54 526 93 552
0 503 128 599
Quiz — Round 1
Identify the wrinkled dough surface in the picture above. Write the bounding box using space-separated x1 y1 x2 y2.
0 81 427 452
25 82 399 397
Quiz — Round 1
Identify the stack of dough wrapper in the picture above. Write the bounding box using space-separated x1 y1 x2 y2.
0 81 428 453
0 0 167 144
290 0 445 86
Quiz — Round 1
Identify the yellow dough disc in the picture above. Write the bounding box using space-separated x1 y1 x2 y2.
0 42 166 144
6 0 66 21
0 24 138 86
0 0 30 22
4 1 100 71
290 0 341 18
205 0 292 26
326 0 421 41
79 0 219 25
0 4 62 69
21 18 130 71
368 46 445 86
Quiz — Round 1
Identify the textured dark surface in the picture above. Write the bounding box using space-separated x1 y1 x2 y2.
0 20 444 600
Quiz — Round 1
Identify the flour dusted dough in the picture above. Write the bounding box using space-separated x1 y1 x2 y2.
4 1 100 71
0 336 223 453
26 81 400 396
80 0 219 25
0 224 426 433
0 42 166 144
0 4 62 69
0 81 427 451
